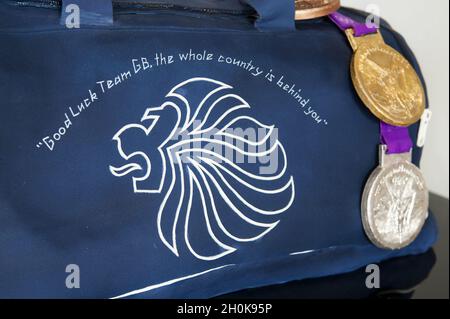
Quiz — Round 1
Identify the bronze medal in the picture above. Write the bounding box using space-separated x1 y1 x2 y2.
295 0 341 20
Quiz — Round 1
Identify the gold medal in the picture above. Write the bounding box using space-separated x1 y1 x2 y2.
345 30 426 127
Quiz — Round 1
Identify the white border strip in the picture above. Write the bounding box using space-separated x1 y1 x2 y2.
289 249 315 256
111 250 318 299
111 264 235 299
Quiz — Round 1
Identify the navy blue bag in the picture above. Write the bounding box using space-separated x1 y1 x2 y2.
0 0 437 298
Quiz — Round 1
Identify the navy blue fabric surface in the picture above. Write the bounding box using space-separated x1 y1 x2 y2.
0 2 437 298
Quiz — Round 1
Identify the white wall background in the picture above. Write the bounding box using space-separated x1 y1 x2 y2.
341 0 449 198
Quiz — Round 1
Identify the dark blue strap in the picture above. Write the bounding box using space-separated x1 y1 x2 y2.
244 0 295 31
60 0 295 31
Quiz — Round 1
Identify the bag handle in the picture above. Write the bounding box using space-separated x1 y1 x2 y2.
243 0 295 31
61 0 295 31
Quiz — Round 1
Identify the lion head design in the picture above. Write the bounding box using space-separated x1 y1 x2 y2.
109 78 295 261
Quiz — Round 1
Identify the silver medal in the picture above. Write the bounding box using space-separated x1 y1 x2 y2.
362 145 429 250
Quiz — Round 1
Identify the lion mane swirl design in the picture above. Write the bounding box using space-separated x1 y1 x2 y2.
109 78 295 261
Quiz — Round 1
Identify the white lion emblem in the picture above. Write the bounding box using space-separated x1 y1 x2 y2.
109 78 295 261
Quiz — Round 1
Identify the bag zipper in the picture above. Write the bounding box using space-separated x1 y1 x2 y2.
12 0 254 16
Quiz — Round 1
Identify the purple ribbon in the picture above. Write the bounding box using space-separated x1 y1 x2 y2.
380 123 413 154
329 11 377 37
329 11 413 154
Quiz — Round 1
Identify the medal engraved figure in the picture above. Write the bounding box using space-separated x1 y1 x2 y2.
349 32 426 127
359 47 424 124
378 173 418 239
362 147 429 250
